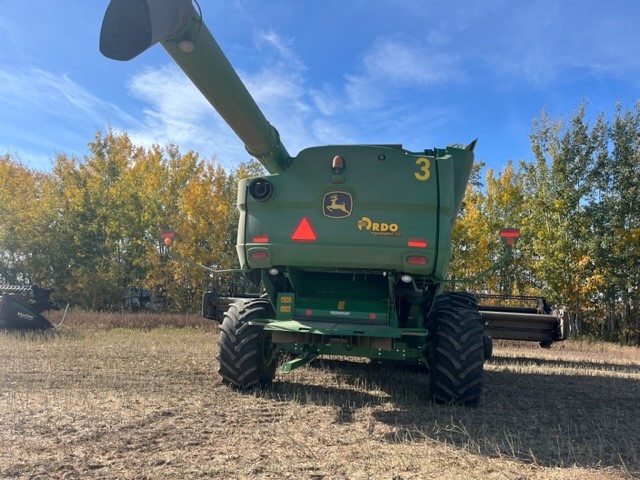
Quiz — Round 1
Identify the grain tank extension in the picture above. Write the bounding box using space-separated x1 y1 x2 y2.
100 0 483 405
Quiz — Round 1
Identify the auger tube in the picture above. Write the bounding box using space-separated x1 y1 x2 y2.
100 0 291 173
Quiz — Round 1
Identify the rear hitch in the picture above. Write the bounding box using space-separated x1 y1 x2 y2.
280 353 318 373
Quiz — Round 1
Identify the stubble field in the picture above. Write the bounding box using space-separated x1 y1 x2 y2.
1 310 639 479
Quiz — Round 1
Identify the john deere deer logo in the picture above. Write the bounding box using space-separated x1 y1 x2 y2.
323 192 353 218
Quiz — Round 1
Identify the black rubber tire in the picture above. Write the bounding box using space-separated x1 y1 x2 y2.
217 298 278 389
427 292 484 406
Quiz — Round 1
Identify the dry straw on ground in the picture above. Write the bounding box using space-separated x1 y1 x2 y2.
1 310 639 479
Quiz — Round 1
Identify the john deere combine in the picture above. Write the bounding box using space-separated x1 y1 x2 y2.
101 0 484 405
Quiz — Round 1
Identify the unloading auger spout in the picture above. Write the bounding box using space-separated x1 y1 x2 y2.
99 0 291 174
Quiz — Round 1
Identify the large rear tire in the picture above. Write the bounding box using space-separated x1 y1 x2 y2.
217 298 278 388
427 292 484 406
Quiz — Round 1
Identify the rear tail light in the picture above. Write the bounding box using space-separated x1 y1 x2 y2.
250 250 269 260
407 238 427 248
406 255 427 265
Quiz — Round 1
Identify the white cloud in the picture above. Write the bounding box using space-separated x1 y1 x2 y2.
310 119 354 145
256 30 306 74
0 66 141 169
0 67 135 124
362 37 462 87
122 31 317 164
127 66 214 140
123 64 244 165
244 68 308 114
309 85 340 117
343 36 463 111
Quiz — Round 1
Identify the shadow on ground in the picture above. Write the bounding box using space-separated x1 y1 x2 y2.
255 355 640 472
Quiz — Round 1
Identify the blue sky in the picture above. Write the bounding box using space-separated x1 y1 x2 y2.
1 1 639 173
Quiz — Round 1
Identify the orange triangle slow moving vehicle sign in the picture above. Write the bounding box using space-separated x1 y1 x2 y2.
291 216 317 242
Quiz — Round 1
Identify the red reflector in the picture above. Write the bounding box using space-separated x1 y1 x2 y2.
250 250 269 260
253 235 269 243
499 228 520 238
500 228 520 247
368 313 376 320
291 217 317 242
305 309 312 316
407 238 427 248
407 255 428 265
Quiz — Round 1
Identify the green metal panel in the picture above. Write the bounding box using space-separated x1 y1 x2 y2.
237 144 473 281
257 319 404 338
251 318 428 369
281 343 424 363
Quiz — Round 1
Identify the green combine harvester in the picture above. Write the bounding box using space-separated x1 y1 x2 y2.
100 0 486 405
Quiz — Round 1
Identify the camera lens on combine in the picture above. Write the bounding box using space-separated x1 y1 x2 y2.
248 178 274 202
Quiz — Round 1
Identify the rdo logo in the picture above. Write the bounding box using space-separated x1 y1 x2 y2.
357 216 400 236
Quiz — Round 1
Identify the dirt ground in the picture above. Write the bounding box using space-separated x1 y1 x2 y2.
1 312 639 479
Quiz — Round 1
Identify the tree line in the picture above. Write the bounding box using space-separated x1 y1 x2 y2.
450 101 640 344
1 102 639 343
1 129 262 312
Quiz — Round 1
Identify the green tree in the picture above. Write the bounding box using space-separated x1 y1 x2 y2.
450 161 527 294
583 102 640 341
41 128 250 311
0 155 44 284
523 105 593 310
450 162 489 286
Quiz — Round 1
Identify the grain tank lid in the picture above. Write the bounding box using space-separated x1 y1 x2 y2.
366 141 476 153
360 139 476 156
439 139 477 153
450 138 477 220
464 139 478 152
368 144 404 149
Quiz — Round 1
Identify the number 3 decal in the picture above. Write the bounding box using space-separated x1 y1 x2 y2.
414 157 431 181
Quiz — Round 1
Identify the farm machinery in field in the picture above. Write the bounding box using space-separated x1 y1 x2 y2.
0 284 55 330
100 0 559 405
478 294 568 349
